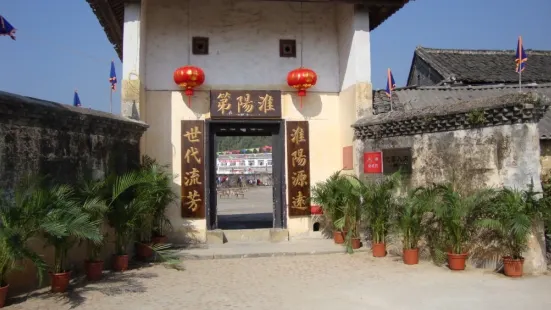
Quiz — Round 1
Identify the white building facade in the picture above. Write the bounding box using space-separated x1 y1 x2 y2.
88 0 408 242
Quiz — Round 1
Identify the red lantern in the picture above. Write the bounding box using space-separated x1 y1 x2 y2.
287 67 317 109
173 66 205 107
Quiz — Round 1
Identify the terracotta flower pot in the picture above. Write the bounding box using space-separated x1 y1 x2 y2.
333 231 345 244
503 256 524 277
113 255 129 272
0 284 8 308
351 238 361 249
85 260 104 281
310 205 323 215
403 248 419 265
372 242 386 257
136 242 154 259
50 271 71 293
447 253 468 271
151 235 168 244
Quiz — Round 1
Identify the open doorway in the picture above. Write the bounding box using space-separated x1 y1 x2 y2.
206 120 286 230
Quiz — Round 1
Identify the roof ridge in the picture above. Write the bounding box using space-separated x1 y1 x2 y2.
373 82 551 92
417 46 551 55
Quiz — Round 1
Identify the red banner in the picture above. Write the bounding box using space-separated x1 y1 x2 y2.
364 152 383 174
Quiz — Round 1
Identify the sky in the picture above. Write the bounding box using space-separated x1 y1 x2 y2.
0 0 550 114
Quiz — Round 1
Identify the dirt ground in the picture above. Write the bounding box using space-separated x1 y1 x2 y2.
5 253 551 310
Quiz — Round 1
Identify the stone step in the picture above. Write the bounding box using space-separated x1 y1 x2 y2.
207 228 289 244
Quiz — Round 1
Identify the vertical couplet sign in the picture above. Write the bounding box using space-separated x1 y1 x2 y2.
364 151 383 174
181 120 205 218
286 121 311 216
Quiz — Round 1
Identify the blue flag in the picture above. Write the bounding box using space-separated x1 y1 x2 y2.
385 68 396 97
109 61 117 91
73 91 81 107
0 15 16 40
515 36 527 73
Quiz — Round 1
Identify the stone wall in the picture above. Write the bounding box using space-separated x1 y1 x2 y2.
353 93 549 274
0 91 148 296
0 91 147 192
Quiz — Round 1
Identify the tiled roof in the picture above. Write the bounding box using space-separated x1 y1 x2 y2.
411 46 551 85
371 84 551 139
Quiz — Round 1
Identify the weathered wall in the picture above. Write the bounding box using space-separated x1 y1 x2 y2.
144 0 341 92
358 123 547 274
406 55 444 87
0 91 148 296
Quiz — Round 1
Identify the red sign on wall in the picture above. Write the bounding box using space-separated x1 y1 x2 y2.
364 152 383 174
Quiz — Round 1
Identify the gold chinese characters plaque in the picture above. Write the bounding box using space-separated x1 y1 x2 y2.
286 121 311 216
181 120 205 218
210 90 282 119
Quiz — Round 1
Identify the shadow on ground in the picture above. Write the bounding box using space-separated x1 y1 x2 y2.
217 213 273 229
7 270 158 309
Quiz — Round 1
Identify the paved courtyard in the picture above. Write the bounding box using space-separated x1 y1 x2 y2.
217 186 273 229
6 253 551 310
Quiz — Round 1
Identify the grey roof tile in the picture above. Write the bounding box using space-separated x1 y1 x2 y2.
371 83 551 139
414 46 551 84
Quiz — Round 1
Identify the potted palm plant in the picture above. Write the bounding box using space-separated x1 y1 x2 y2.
429 183 495 271
0 180 48 308
104 171 153 271
134 157 177 260
392 187 436 265
333 175 363 253
311 171 347 244
75 179 109 281
361 172 401 257
478 185 550 277
40 184 103 293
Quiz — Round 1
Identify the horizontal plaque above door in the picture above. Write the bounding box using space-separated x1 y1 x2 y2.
210 90 282 119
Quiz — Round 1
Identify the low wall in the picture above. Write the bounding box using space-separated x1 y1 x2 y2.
353 93 549 274
0 91 148 296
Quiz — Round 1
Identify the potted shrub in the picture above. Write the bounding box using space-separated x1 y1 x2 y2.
430 183 495 271
478 186 550 277
140 156 177 246
0 181 48 307
312 171 347 244
75 179 109 281
41 185 103 292
104 171 152 271
333 176 363 253
392 187 435 265
361 172 401 257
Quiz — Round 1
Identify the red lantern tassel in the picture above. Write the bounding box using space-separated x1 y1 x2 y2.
298 89 306 110
185 89 193 108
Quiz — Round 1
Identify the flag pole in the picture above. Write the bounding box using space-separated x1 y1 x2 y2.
110 89 113 113
519 67 522 93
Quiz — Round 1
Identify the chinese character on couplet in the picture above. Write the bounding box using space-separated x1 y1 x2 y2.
184 168 202 186
291 148 307 167
258 94 275 114
292 170 308 187
290 126 306 145
184 147 201 164
184 190 202 212
217 92 232 114
291 191 308 210
237 93 254 113
184 126 202 143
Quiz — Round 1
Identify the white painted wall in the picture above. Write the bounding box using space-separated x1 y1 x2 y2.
144 0 340 92
336 4 371 91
